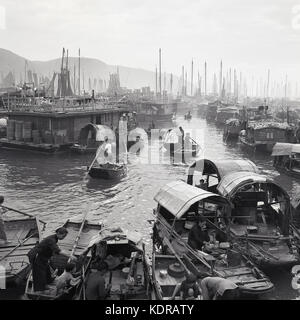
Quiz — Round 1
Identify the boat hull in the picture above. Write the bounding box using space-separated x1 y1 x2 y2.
0 217 43 289
239 136 274 153
88 164 127 180
0 138 70 154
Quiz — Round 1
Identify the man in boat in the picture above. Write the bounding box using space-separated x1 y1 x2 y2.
169 273 201 300
98 137 113 165
85 261 112 300
178 127 185 164
201 276 239 300
0 196 8 245
55 262 81 294
29 227 70 292
187 217 210 250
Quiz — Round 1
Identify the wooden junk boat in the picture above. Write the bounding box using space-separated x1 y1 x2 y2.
0 206 45 287
271 143 300 179
239 120 293 153
25 216 102 300
152 181 274 298
216 106 239 125
76 227 151 300
217 171 300 269
223 118 244 140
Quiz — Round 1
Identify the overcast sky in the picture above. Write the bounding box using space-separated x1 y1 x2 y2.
1 0 300 89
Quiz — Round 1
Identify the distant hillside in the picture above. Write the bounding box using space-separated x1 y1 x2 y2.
0 48 180 91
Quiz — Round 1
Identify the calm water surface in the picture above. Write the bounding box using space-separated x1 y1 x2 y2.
0 114 298 299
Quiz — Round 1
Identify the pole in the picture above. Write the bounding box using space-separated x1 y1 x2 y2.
204 61 207 96
78 48 81 96
219 60 222 98
191 59 193 96
155 66 157 97
159 48 162 98
182 66 185 96
68 210 89 262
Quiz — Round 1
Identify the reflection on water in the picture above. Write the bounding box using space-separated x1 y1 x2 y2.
0 115 298 299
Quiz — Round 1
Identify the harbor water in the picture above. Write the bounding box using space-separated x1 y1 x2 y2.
0 114 298 299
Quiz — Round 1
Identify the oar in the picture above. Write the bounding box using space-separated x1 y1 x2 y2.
163 237 190 274
86 147 102 176
68 210 89 262
0 232 37 262
2 205 33 219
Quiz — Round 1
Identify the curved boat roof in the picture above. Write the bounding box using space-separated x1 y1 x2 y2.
154 180 230 219
217 171 289 199
79 123 116 141
271 143 300 156
187 159 259 182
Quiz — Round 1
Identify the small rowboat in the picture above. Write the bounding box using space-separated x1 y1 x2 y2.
88 163 127 180
0 208 45 287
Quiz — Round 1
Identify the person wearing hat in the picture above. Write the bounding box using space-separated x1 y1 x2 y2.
169 273 201 300
201 276 239 300
29 227 70 292
187 217 210 251
0 196 8 245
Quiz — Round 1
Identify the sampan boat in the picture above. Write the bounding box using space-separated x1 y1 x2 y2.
271 143 300 179
77 227 152 300
88 163 127 180
217 171 300 269
152 181 274 297
0 207 45 288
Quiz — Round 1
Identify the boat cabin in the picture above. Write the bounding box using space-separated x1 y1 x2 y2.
153 181 231 244
216 107 239 124
83 228 151 300
240 121 293 152
217 171 299 268
152 181 275 295
187 159 260 193
272 143 300 176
